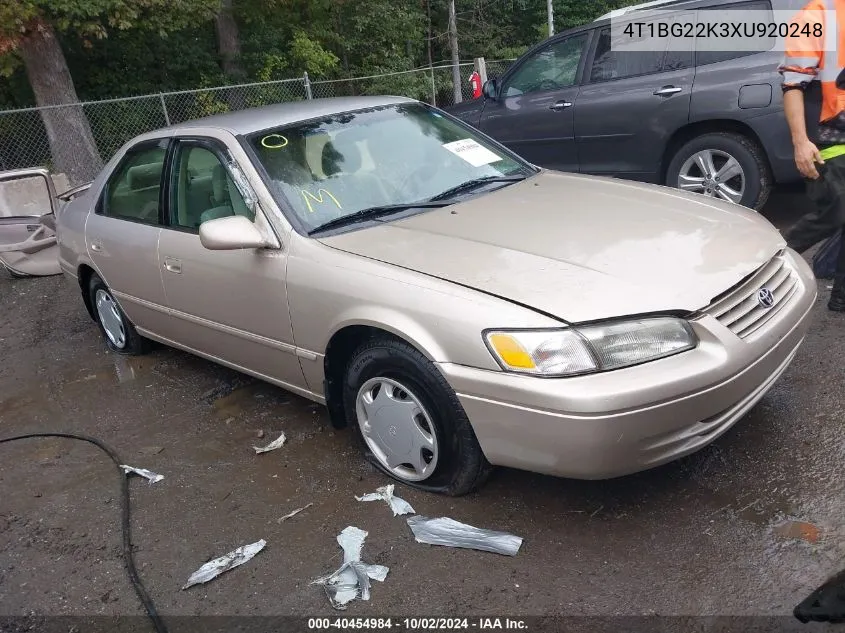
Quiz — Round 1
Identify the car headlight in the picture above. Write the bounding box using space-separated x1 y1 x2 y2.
484 317 697 377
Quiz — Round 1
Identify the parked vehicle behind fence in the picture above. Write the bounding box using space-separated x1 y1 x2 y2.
447 0 812 210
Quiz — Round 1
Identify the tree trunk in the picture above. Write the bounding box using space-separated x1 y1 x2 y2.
427 0 436 106
448 0 462 105
18 23 102 187
215 0 247 110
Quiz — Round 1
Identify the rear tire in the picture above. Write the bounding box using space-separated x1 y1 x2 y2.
665 132 771 210
88 273 150 355
342 336 492 496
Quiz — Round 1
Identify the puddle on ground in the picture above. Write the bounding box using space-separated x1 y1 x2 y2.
0 389 43 419
211 383 268 420
64 356 153 388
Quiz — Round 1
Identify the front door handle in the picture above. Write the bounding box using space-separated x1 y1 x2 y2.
90 241 102 252
549 100 573 111
653 86 683 96
163 257 182 274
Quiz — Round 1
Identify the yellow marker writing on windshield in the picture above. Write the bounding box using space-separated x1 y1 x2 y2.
261 134 288 149
301 189 342 214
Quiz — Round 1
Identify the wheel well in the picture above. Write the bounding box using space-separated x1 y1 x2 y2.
322 325 411 430
660 120 771 183
77 264 97 321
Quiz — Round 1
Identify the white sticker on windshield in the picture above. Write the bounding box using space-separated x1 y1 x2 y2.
442 139 502 167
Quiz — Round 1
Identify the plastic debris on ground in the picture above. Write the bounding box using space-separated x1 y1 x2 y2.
311 526 389 609
277 502 313 523
407 516 523 556
120 465 164 484
253 432 286 454
182 539 267 590
355 484 415 516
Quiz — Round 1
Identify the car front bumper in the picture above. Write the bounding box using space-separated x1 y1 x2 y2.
436 249 817 479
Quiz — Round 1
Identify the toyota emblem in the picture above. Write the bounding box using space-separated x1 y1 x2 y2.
757 287 775 309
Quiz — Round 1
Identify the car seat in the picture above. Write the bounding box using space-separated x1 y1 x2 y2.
199 164 254 224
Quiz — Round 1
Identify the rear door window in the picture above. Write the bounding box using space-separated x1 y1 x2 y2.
101 142 168 225
589 19 693 82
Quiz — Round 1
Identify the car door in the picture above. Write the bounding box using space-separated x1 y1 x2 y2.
156 137 306 390
574 18 694 180
85 139 170 335
476 31 592 171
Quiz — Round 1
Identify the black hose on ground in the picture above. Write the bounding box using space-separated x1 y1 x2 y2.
0 432 167 633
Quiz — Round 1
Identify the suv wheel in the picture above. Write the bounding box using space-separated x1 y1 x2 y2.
665 132 771 210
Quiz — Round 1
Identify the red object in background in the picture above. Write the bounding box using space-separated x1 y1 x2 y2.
469 70 482 99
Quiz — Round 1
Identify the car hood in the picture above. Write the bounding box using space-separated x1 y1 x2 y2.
318 171 785 323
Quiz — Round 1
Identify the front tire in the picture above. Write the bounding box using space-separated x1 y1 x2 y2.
88 273 149 355
665 132 771 210
342 336 491 496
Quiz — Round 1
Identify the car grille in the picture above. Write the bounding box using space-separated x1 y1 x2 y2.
704 251 799 339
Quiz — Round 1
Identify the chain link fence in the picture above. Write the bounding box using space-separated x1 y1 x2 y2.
0 60 513 186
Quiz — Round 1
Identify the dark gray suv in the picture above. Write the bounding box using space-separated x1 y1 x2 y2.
447 0 809 210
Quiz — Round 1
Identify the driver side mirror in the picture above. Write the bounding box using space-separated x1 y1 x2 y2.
199 215 271 250
482 78 499 101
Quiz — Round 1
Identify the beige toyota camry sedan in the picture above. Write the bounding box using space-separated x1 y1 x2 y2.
56 96 816 495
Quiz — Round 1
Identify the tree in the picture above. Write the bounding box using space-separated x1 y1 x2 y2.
0 0 220 185
447 0 461 104
215 0 247 109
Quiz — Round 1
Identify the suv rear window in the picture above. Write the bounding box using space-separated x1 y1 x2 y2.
696 0 774 66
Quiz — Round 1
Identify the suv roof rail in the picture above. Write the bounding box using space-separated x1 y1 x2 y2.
595 0 690 21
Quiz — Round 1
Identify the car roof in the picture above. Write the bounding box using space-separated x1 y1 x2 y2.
165 95 417 136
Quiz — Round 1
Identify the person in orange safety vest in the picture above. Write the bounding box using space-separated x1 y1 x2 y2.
778 0 845 311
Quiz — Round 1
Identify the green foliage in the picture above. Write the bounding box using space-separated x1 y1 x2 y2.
0 0 222 39
0 0 644 109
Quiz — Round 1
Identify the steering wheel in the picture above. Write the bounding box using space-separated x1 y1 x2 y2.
394 165 434 200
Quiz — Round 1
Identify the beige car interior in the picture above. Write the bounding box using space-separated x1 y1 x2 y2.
0 170 62 278
173 146 254 229
107 149 166 223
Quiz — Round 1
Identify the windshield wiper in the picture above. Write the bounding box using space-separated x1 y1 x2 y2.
429 174 528 202
308 201 451 235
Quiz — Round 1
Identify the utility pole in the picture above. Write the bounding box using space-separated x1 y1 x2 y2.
547 0 554 36
448 0 463 104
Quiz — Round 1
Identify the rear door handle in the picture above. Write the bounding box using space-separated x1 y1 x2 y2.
90 241 102 252
163 257 182 274
653 86 683 96
549 100 573 111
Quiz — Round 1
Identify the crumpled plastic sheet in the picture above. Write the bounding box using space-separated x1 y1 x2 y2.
311 526 389 609
406 516 523 556
182 539 267 590
355 484 415 516
254 432 286 454
120 465 164 484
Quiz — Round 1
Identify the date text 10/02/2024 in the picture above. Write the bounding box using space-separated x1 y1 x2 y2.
307 618 529 630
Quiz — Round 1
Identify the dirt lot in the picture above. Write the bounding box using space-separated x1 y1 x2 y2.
1 191 844 629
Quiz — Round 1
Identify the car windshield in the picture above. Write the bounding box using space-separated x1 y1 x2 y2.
246 103 535 232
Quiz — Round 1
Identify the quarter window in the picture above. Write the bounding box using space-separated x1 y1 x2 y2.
503 34 589 97
170 143 255 230
103 144 167 224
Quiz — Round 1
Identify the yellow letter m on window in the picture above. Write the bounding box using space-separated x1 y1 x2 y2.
301 189 342 214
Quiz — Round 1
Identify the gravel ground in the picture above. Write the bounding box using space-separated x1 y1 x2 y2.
0 189 843 632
